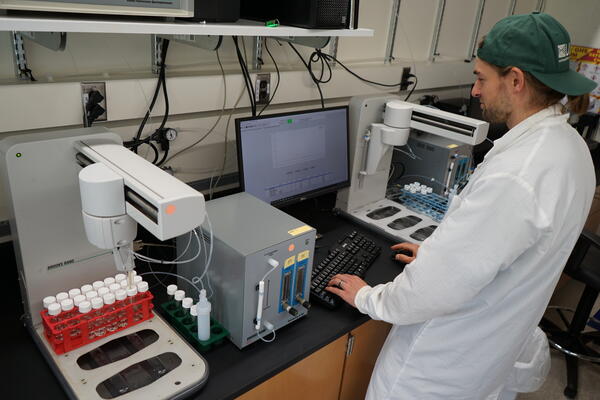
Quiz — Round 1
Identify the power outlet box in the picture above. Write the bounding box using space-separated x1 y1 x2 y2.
400 67 411 91
81 81 107 126
255 74 271 105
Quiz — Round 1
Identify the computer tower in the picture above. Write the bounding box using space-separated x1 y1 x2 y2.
241 0 359 29
191 0 240 22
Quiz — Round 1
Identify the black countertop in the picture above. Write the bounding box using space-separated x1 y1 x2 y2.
4 197 403 400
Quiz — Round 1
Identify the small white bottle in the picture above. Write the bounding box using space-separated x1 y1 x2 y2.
43 296 57 310
92 280 105 291
68 288 81 299
104 277 116 287
196 289 211 341
73 294 86 307
97 287 110 298
174 290 185 308
182 297 193 314
167 285 178 301
80 284 93 296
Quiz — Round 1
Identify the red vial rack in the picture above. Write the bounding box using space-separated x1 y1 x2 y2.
41 291 154 355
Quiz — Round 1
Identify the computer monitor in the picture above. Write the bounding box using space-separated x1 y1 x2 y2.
236 106 350 206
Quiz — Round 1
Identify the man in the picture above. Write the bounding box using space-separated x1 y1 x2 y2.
326 12 597 400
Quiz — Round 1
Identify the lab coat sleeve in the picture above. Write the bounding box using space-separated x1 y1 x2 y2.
355 173 551 325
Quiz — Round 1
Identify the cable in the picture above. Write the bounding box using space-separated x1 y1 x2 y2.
258 39 281 116
164 49 228 165
133 39 170 152
133 229 202 264
404 75 418 101
232 36 256 117
138 271 202 297
288 43 325 108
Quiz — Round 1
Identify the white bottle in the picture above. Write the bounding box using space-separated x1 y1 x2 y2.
196 289 211 341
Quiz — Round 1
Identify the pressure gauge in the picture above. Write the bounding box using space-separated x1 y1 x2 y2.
165 128 178 141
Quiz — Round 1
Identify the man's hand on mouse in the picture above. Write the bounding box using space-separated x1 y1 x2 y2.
391 242 420 264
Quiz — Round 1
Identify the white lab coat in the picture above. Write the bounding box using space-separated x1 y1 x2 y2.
355 105 596 399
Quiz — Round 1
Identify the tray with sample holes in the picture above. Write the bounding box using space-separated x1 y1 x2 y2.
41 291 154 355
160 300 229 352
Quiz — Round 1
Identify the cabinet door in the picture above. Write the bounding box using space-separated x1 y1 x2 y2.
339 320 392 400
236 334 348 400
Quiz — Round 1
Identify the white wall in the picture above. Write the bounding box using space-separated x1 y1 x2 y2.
0 0 597 224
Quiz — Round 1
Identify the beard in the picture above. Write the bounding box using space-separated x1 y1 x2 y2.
481 85 512 124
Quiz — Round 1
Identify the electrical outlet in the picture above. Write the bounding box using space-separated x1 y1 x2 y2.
400 67 412 91
255 74 271 105
81 81 107 126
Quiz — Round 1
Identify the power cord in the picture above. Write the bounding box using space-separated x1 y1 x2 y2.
258 39 281 116
232 36 256 117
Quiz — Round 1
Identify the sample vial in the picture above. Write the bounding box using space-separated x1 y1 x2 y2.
60 298 75 321
190 305 198 324
103 293 116 312
48 303 61 323
103 277 116 287
43 296 56 310
68 288 81 299
166 285 178 301
91 297 104 316
133 276 143 285
56 292 69 303
109 283 121 293
126 287 138 304
92 281 104 291
196 289 211 341
85 290 98 301
73 294 86 307
97 287 110 298
182 297 193 314
77 300 93 339
115 273 126 284
174 290 185 308
137 281 149 295
120 280 129 289
80 284 93 296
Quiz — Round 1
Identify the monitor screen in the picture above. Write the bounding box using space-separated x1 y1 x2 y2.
236 106 350 206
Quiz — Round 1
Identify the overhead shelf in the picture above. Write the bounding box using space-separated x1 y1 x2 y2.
0 14 374 37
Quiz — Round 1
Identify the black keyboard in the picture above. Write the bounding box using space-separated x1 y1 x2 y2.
310 231 381 308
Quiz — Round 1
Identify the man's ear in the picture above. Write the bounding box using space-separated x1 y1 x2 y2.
507 67 526 93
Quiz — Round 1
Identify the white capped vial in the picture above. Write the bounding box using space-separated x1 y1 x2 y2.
133 276 143 285
120 280 129 289
48 303 61 318
78 300 92 315
137 281 149 294
43 296 57 310
196 289 211 341
114 289 127 302
85 290 98 301
80 284 93 295
167 284 178 299
73 294 86 307
115 273 126 283
92 281 104 291
60 298 74 312
190 304 198 322
174 290 185 304
182 297 193 312
56 292 69 303
97 287 110 298
91 297 104 310
109 283 121 293
103 293 116 306
103 277 116 287
68 288 81 299
126 287 138 303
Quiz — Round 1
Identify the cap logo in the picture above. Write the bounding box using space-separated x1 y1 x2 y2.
557 43 570 62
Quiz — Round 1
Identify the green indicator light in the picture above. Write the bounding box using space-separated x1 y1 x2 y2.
265 19 279 27
287 119 293 124
16 153 22 158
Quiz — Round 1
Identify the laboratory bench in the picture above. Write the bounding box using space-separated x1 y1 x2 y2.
3 193 404 400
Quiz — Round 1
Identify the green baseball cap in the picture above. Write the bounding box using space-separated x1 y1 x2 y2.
477 12 597 96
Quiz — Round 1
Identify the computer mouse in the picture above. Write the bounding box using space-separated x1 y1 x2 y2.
391 249 413 261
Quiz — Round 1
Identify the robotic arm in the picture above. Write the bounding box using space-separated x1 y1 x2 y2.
77 140 205 272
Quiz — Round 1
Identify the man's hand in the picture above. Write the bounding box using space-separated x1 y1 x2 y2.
325 274 368 308
391 242 420 264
